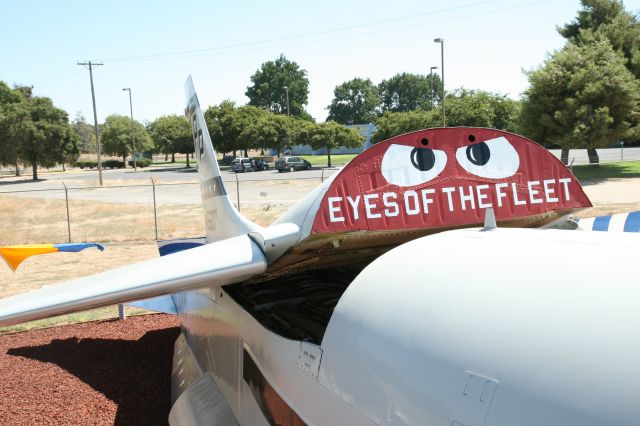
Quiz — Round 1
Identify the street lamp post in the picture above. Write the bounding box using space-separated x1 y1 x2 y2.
429 66 438 110
284 85 290 116
433 38 445 127
122 88 136 170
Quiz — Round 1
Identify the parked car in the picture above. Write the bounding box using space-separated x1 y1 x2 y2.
231 158 254 173
251 158 270 171
275 156 311 172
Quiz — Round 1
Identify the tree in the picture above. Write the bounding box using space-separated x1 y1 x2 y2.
445 89 520 133
240 113 294 157
147 115 193 166
327 78 379 125
559 0 640 78
371 89 521 144
19 96 78 180
101 114 153 167
1 83 80 179
71 112 96 154
372 110 440 143
302 121 364 167
245 54 310 117
520 37 640 164
0 81 20 104
205 101 245 157
236 105 273 154
0 82 25 175
379 72 442 112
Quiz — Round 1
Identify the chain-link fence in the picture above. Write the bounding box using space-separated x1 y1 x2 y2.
0 175 330 245
0 160 638 245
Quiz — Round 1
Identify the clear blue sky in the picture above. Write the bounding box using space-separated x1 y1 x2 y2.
2 0 639 124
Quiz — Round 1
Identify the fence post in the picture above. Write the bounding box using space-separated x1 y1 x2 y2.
118 304 126 320
151 177 158 240
235 172 240 212
321 168 325 183
62 181 71 243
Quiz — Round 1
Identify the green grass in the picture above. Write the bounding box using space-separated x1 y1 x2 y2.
572 161 640 181
301 154 357 167
152 159 198 166
0 306 152 334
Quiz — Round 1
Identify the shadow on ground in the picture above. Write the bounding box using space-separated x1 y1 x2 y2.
146 167 197 174
8 325 180 425
0 178 47 186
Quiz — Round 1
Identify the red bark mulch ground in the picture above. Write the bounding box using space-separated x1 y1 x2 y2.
0 314 180 425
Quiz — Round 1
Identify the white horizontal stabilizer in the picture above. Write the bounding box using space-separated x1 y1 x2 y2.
0 235 266 327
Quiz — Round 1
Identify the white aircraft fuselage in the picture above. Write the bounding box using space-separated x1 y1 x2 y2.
171 228 640 425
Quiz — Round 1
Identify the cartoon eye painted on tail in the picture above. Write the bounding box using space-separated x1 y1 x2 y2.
381 144 447 187
455 136 520 179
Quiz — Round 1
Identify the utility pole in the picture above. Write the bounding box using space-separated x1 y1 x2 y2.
122 88 136 170
78 61 104 185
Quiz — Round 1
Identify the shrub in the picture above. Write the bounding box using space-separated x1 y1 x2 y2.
103 160 125 169
76 160 97 169
128 158 152 168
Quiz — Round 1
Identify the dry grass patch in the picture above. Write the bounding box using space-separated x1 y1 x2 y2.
0 306 154 334
0 195 205 244
0 242 160 333
573 202 640 218
0 242 159 298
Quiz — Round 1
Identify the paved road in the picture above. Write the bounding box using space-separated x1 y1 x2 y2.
0 165 340 186
0 166 339 206
548 147 639 165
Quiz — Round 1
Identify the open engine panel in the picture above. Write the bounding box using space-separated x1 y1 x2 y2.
225 264 368 345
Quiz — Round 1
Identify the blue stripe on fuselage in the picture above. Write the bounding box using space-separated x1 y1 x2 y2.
623 211 640 232
592 215 612 231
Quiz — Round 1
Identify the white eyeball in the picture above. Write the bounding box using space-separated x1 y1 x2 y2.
381 144 447 187
455 136 519 179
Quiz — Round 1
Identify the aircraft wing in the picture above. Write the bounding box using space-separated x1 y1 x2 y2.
0 235 266 327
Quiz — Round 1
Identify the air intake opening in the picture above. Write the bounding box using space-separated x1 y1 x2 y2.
225 264 367 344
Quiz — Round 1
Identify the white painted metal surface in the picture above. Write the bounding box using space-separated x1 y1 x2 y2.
248 223 300 264
0 235 266 326
169 372 238 426
185 77 263 242
320 228 640 425
174 285 378 426
273 173 337 241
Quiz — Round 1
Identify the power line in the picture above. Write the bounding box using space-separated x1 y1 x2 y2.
112 0 552 64
33 64 77 86
31 0 550 89
102 0 516 62
37 67 82 89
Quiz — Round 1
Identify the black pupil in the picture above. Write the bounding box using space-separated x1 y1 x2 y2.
466 142 490 166
410 147 435 171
